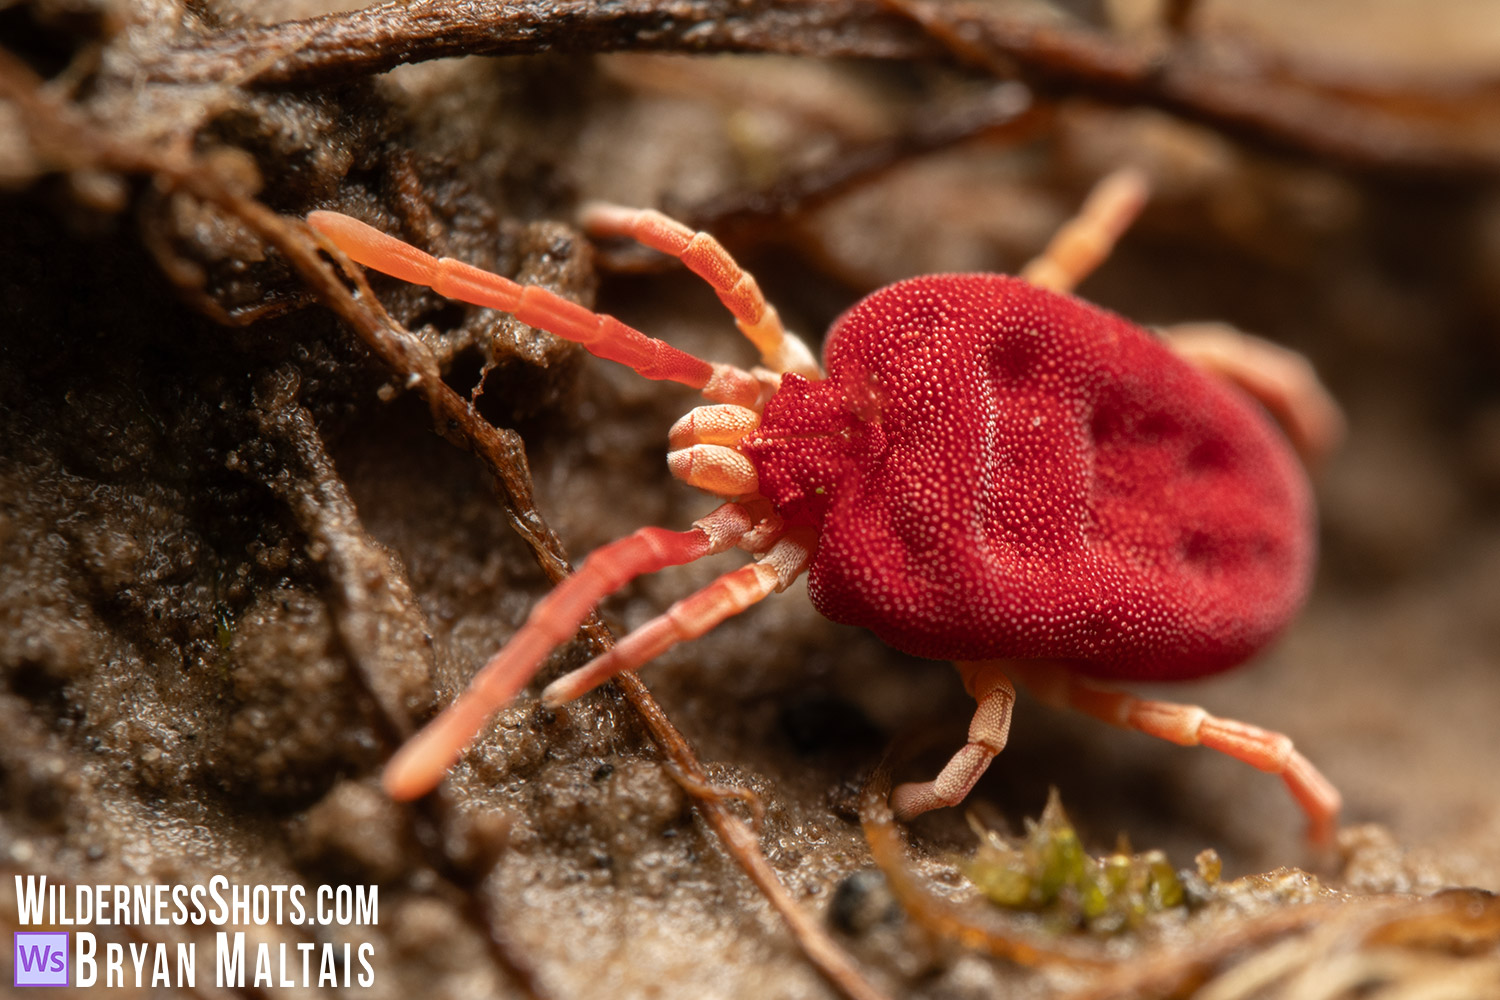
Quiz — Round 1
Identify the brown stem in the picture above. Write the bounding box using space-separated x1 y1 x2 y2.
677 84 1048 245
147 0 1500 175
150 0 935 87
618 673 895 1000
876 0 1500 175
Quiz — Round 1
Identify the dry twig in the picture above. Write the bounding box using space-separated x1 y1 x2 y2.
146 0 1500 174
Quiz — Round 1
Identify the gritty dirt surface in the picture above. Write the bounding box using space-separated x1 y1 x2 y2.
2 0 1500 998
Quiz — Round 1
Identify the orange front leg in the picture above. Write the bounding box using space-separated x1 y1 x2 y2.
382 502 759 801
580 203 820 378
307 210 765 406
540 531 816 707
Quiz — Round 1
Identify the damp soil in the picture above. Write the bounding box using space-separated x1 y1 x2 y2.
3 1 1500 998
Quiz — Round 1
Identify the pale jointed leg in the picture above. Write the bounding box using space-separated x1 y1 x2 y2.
891 661 1017 820
1021 168 1150 294
1009 663 1342 844
306 210 766 408
665 404 763 497
579 203 821 379
668 404 762 449
540 530 817 708
382 502 764 800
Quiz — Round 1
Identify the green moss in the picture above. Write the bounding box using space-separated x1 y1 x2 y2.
214 603 234 652
966 789 1214 934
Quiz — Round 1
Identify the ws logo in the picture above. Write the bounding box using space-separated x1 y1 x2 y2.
14 933 69 987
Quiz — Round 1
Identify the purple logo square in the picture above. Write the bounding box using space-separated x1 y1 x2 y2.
13 933 69 987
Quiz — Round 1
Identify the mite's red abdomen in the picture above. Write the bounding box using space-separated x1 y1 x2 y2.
745 275 1314 679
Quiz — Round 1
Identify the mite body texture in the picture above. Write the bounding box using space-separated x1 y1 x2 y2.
308 171 1342 839
748 275 1314 677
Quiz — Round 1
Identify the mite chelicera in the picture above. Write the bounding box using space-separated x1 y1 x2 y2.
308 170 1343 842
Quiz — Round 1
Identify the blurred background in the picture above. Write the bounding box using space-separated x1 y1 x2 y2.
3 0 1499 996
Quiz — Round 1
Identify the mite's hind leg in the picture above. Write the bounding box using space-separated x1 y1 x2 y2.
891 661 1017 820
1009 663 1342 844
1021 168 1150 294
1165 321 1346 470
580 203 821 378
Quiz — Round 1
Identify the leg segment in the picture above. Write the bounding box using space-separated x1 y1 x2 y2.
666 405 764 496
382 502 761 800
1164 321 1346 470
540 531 816 707
307 210 765 408
891 661 1017 820
580 203 821 379
1021 168 1150 294
1010 664 1342 844
669 404 761 449
668 444 760 497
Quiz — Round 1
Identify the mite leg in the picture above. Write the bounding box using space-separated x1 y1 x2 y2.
307 211 766 408
1164 321 1346 470
382 502 761 801
540 531 815 707
665 403 765 497
890 661 1017 820
1011 664 1342 844
1021 168 1150 294
579 203 822 379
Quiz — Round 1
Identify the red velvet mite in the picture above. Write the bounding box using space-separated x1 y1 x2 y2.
307 170 1344 842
